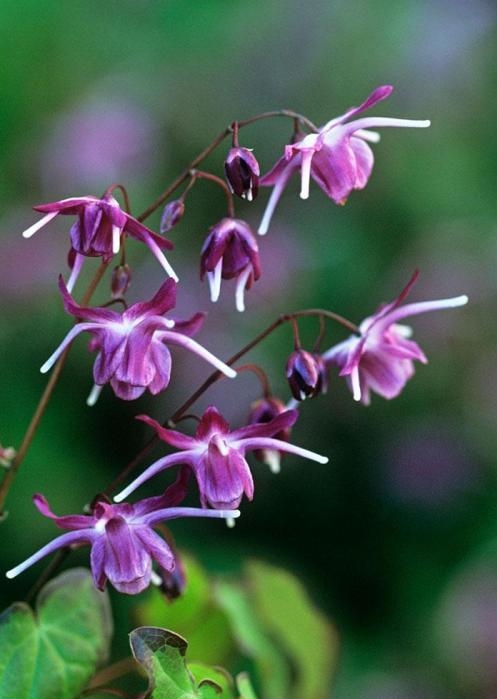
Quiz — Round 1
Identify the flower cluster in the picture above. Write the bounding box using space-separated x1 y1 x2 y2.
6 85 468 600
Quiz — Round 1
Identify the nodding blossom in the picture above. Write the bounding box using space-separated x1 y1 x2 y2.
200 217 261 312
286 349 328 401
248 396 292 474
114 406 329 510
322 273 468 405
6 491 239 595
224 147 260 201
258 85 431 235
22 193 177 291
41 277 237 405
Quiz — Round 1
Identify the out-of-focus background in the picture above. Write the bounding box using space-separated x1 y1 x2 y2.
1 1 497 696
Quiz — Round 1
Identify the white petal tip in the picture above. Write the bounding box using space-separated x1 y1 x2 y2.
113 491 127 503
39 364 50 374
5 570 16 579
299 191 309 200
225 367 237 379
226 517 236 528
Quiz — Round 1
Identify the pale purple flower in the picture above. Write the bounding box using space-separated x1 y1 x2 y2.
114 405 329 510
22 193 177 291
41 277 236 405
258 85 430 235
6 491 239 595
200 217 261 312
323 273 468 405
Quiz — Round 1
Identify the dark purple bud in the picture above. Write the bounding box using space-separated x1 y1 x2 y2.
286 350 328 401
111 263 132 298
225 147 260 201
158 553 187 601
160 200 185 233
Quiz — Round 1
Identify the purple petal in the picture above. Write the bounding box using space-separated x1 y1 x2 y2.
103 517 152 594
196 406 230 441
170 312 205 338
349 137 374 189
33 196 98 215
230 410 298 441
125 278 177 321
136 414 199 450
6 529 96 579
58 276 118 323
113 452 194 503
33 493 94 530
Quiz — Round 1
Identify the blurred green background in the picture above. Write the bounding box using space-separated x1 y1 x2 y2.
1 1 496 697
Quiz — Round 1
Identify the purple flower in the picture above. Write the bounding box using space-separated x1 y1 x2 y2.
323 273 468 405
22 193 177 291
258 85 431 235
248 396 292 474
286 349 328 401
114 405 329 509
6 491 239 595
41 277 237 404
225 147 260 201
200 217 261 312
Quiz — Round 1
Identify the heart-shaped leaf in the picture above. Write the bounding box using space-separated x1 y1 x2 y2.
0 567 112 699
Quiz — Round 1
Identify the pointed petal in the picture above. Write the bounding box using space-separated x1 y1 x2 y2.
136 414 199 450
160 331 237 378
113 452 193 503
33 493 94 530
6 529 96 579
230 409 298 441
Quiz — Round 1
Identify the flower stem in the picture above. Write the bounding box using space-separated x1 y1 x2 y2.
106 308 356 494
136 109 317 223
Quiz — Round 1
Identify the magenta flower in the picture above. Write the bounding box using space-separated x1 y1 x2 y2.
41 277 237 404
22 193 177 291
6 492 239 595
200 217 261 312
322 273 468 405
114 405 329 509
258 85 430 235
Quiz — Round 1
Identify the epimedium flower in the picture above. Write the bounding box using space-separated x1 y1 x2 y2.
6 491 239 595
22 192 177 291
322 272 468 405
225 146 260 201
41 276 237 405
248 396 292 474
286 349 328 401
200 217 261 312
113 405 329 510
258 85 431 235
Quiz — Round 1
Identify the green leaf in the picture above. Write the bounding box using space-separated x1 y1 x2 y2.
0 567 112 699
214 581 289 699
130 627 197 699
130 628 239 699
136 554 233 665
245 561 337 699
189 662 235 699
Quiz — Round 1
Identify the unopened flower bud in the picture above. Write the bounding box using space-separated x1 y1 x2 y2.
160 200 185 233
111 263 132 298
0 444 16 469
159 555 186 601
286 350 327 401
225 147 260 201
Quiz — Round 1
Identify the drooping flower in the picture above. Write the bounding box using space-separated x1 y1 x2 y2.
6 491 239 595
160 200 185 233
258 85 431 235
225 147 260 201
200 217 261 312
322 272 468 405
114 405 329 509
248 396 292 474
22 193 177 291
286 349 328 401
41 277 237 404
